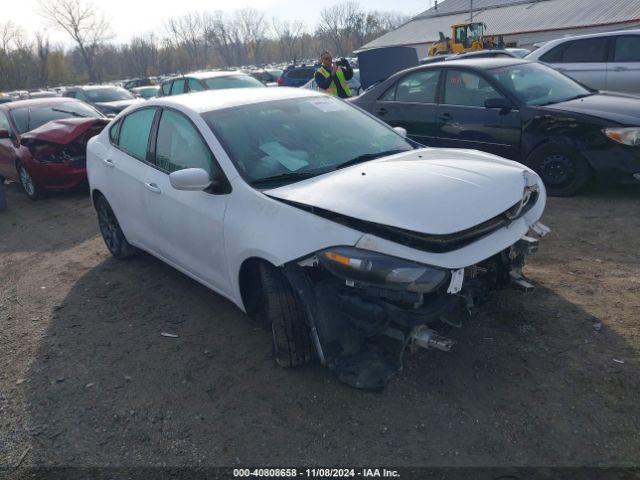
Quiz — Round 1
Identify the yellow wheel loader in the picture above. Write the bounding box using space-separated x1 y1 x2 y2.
428 22 505 56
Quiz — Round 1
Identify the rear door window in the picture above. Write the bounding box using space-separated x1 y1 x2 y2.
170 79 185 96
117 108 155 161
393 70 440 103
187 79 204 92
0 111 11 132
161 82 172 96
614 36 640 62
559 38 608 63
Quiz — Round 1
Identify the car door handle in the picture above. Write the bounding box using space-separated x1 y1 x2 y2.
144 182 161 194
103 158 114 168
376 107 388 115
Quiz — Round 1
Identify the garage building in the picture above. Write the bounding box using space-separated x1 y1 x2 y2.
358 0 640 57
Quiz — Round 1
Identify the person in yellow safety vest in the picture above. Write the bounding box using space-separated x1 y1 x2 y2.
314 50 353 99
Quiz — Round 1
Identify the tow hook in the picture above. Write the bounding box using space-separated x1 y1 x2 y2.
410 325 455 352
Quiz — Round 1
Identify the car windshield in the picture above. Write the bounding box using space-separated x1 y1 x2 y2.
204 75 265 90
85 87 134 102
10 101 103 133
488 62 593 106
201 96 413 186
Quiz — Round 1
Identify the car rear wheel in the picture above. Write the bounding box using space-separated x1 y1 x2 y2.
95 195 137 259
258 263 314 368
17 162 42 200
527 145 591 197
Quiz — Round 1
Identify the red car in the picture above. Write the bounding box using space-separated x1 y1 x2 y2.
0 97 108 200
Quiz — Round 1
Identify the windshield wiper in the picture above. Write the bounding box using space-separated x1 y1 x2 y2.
539 92 594 106
334 149 409 170
51 108 87 118
250 170 323 187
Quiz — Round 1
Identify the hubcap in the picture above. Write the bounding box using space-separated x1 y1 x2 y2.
19 166 35 196
97 201 120 253
539 153 576 187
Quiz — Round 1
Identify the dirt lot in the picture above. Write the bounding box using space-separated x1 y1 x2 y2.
1 180 639 470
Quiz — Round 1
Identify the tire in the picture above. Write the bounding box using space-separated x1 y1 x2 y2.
95 195 137 259
526 144 591 197
16 161 42 201
258 263 313 368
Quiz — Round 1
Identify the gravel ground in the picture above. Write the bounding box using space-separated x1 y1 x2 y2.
0 181 639 471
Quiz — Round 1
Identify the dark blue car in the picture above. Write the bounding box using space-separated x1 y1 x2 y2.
277 65 317 88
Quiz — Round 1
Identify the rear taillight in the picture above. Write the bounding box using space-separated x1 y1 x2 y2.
277 77 284 85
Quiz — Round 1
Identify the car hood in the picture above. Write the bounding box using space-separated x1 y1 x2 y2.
20 117 110 146
544 93 640 125
265 148 538 235
93 99 142 112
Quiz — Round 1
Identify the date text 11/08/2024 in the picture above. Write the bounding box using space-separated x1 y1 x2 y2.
233 468 401 478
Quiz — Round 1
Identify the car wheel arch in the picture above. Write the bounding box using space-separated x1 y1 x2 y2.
238 257 279 316
526 140 594 196
91 188 105 207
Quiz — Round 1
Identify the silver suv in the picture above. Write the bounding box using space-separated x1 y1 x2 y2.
526 30 640 95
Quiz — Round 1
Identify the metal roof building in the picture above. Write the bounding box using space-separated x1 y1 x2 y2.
358 0 640 56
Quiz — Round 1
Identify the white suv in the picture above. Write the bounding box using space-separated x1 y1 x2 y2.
87 88 548 389
527 29 640 95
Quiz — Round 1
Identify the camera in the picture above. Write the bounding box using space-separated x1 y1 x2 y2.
336 57 349 68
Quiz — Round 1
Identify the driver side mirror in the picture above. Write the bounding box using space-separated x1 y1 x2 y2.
169 168 211 191
485 97 514 111
393 126 408 138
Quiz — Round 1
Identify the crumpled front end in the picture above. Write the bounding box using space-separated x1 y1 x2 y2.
278 182 550 390
20 118 109 190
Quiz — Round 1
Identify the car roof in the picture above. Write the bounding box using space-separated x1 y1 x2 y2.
145 87 325 114
69 85 122 91
131 85 159 91
531 28 640 53
163 71 247 83
1 96 82 111
420 57 529 70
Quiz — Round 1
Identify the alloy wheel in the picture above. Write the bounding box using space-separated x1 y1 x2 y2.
18 166 35 197
97 200 121 254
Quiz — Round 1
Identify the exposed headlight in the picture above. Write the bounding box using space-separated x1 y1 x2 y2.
319 246 449 293
603 127 640 146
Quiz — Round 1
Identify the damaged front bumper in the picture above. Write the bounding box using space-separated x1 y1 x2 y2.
284 222 550 390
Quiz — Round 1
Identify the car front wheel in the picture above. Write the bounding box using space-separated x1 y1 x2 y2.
95 195 137 259
258 263 314 368
527 144 591 196
17 162 42 200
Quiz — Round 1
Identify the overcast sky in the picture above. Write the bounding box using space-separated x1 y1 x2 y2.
12 0 432 46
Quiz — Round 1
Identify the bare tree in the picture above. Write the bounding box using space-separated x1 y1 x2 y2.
36 33 50 86
125 33 159 77
39 0 112 82
236 8 268 65
0 21 24 53
317 1 365 56
272 18 304 62
166 13 204 70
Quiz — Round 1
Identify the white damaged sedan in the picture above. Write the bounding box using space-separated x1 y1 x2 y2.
87 87 549 389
